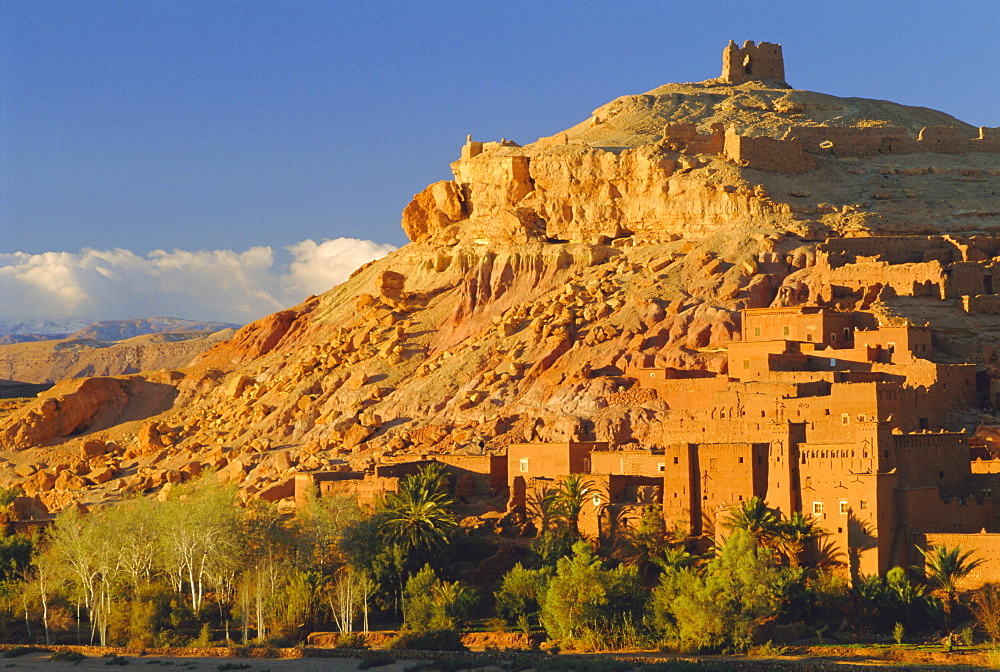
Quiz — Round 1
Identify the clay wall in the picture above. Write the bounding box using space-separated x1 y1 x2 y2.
724 128 816 173
854 325 933 361
638 375 728 408
818 236 946 265
698 442 771 536
661 122 725 155
890 432 971 491
428 454 508 493
918 532 1000 588
963 295 1000 315
788 125 1000 157
742 307 857 348
901 488 1000 536
971 127 1000 152
799 469 895 576
591 448 667 476
786 126 915 157
917 126 964 153
661 443 698 534
309 475 401 508
294 471 365 507
820 261 945 299
506 442 606 505
943 261 1000 299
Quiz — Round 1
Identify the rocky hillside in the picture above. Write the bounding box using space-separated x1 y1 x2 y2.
2 65 999 512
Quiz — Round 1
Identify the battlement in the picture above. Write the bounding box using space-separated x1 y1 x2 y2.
721 40 786 85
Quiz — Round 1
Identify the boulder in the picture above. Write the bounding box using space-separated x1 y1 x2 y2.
80 440 107 459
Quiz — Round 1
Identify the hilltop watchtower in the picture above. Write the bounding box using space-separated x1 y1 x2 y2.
721 40 786 85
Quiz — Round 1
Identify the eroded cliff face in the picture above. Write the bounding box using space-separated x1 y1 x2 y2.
3 77 1000 511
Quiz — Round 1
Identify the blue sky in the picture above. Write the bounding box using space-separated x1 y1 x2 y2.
1 0 998 323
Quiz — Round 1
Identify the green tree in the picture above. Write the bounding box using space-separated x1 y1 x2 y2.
402 565 475 632
919 544 984 639
883 566 929 632
619 506 691 583
651 530 786 653
721 497 780 549
494 563 551 629
540 541 644 649
775 511 826 567
156 479 243 613
377 464 458 568
551 474 595 540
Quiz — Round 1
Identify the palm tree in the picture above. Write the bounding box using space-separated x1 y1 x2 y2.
775 511 827 567
551 474 595 541
919 544 984 641
721 496 780 551
526 484 560 534
377 464 458 565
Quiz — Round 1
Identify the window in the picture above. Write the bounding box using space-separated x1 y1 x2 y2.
813 502 824 515
842 413 850 425
806 334 813 342
831 333 837 342
738 457 744 464
844 328 852 341
592 493 602 507
673 456 679 464
583 458 591 472
804 477 812 488
860 500 868 510
783 326 790 336
657 463 666 472
709 458 718 470
743 359 751 369
839 501 849 514
519 458 529 473
754 326 761 337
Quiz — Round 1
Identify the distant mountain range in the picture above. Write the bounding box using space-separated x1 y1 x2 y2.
0 317 241 344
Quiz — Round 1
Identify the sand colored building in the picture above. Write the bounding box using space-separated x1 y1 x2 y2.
509 307 1000 581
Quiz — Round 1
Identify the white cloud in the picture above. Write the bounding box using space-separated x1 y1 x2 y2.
0 238 396 325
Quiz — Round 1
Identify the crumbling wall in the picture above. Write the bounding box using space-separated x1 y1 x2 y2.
963 295 1000 315
787 125 1000 157
724 128 815 173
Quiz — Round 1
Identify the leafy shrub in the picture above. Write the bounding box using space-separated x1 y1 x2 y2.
358 656 396 669
216 664 252 671
651 531 788 653
191 623 213 647
4 646 44 658
389 629 467 651
105 654 131 666
748 641 787 657
540 541 645 650
402 565 476 632
50 650 87 663
495 563 550 628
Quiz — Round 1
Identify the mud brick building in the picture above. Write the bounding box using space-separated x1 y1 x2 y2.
508 307 1000 582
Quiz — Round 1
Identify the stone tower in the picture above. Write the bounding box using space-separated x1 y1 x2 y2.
721 40 786 85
